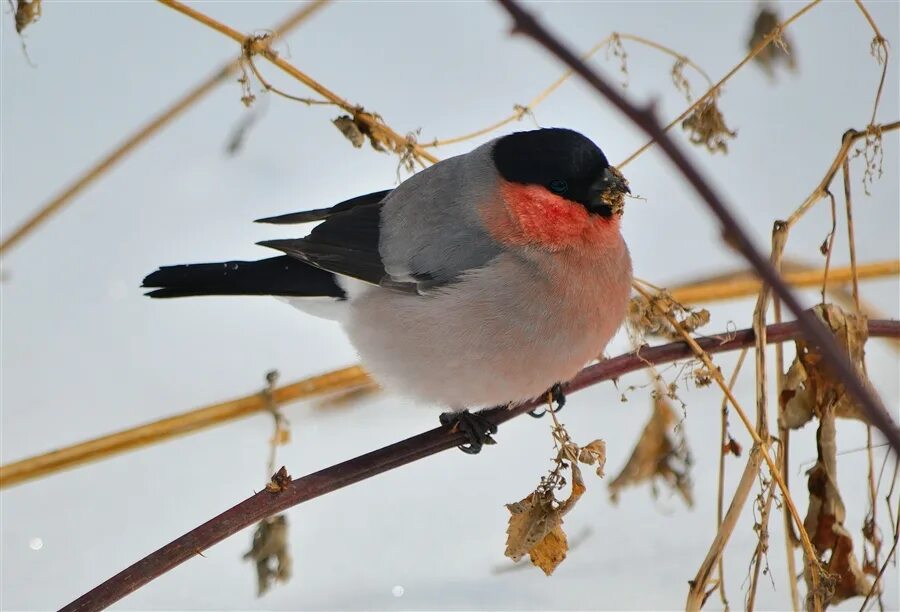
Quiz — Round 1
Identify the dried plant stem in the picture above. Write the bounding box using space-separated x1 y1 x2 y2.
716 347 750 609
0 1 328 256
786 121 900 226
666 259 898 304
746 471 778 611
618 0 823 168
633 283 823 610
0 366 370 490
58 319 900 612
692 448 765 612
496 0 898 456
854 0 889 125
425 32 711 148
156 0 439 165
860 503 900 611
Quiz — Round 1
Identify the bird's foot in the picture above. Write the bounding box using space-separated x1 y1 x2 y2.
439 409 499 454
527 382 567 419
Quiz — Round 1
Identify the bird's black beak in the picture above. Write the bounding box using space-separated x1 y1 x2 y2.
597 166 630 195
587 167 630 216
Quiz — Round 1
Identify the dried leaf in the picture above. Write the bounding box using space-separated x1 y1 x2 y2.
681 94 737 154
779 304 871 430
803 409 874 605
605 33 629 88
333 115 365 148
748 6 797 80
671 57 693 103
628 289 710 340
12 0 41 34
265 466 292 493
723 437 742 457
528 526 568 576
505 490 561 562
244 515 291 597
505 460 585 575
609 394 693 507
577 439 607 477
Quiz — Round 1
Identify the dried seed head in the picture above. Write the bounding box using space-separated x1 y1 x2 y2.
681 94 737 154
600 166 631 216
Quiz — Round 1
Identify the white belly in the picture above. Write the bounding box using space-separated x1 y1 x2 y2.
342 248 631 409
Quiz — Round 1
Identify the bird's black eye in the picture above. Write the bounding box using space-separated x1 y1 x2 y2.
548 179 568 194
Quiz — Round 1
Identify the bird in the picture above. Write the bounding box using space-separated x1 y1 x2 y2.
143 127 633 452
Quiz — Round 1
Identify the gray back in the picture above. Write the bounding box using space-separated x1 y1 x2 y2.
379 141 503 291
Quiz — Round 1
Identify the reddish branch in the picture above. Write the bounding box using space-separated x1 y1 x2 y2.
60 319 900 611
493 0 900 453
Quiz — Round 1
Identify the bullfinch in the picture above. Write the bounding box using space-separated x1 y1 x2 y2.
143 127 633 452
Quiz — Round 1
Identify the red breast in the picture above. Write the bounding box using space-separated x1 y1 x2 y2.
481 180 622 253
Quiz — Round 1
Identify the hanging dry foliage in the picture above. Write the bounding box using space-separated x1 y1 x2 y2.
628 289 710 340
681 93 737 154
244 515 292 597
779 304 871 430
803 410 875 605
608 393 693 507
747 6 798 80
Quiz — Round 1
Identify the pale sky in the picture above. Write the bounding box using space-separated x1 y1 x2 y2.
2 1 898 610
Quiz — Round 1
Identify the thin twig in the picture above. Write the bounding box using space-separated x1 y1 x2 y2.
58 319 900 612
0 366 370 489
618 0 824 168
716 347 750 609
495 0 899 455
0 0 329 256
853 0 890 126
669 259 899 305
156 0 439 164
694 447 764 612
424 31 712 149
786 122 900 227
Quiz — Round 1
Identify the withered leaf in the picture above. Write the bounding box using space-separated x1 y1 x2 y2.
265 466 292 493
333 115 365 148
528 526 568 576
803 409 874 605
609 393 693 507
505 490 560 562
628 290 710 340
681 95 737 154
748 6 798 80
577 439 607 477
12 0 41 34
779 304 871 429
505 463 585 575
244 515 291 597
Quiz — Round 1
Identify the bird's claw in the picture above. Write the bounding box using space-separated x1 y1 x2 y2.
439 409 499 454
527 382 567 419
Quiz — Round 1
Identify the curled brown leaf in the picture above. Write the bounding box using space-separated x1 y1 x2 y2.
681 93 737 154
608 394 693 507
779 304 872 430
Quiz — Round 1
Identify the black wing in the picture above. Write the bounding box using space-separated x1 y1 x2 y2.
255 189 392 225
258 201 389 287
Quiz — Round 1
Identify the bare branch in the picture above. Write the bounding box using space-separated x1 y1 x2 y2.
58 319 900 612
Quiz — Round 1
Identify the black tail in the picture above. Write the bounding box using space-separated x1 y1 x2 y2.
142 256 345 299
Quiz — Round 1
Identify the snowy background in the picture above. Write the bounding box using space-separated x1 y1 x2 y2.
2 1 898 610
